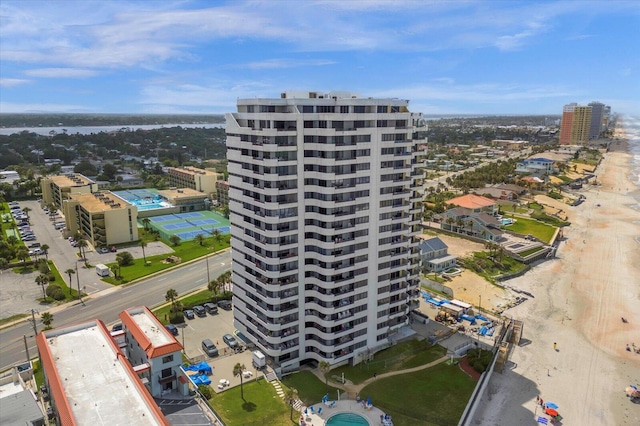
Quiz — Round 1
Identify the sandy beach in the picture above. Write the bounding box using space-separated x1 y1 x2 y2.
473 128 640 425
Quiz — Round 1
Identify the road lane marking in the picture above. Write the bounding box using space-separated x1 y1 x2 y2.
158 277 167 282
196 279 205 283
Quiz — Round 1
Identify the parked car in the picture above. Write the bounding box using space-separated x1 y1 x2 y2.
193 305 206 317
98 247 110 254
165 324 179 336
201 339 219 357
110 246 117 252
222 333 239 349
203 302 218 314
218 300 232 310
23 236 37 241
183 309 195 320
28 243 41 249
111 323 123 332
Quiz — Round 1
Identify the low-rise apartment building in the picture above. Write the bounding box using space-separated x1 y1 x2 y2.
62 191 139 247
167 166 221 195
36 319 169 425
40 174 98 209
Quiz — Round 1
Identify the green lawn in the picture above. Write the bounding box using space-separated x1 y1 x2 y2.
330 341 446 385
503 215 557 243
282 371 341 406
517 247 546 257
103 235 230 284
208 379 295 425
460 251 527 283
360 362 476 426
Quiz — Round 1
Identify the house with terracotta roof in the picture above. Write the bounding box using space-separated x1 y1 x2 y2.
441 207 504 242
446 194 497 215
119 306 186 398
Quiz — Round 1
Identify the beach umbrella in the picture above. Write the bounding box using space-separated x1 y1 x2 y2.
545 408 559 417
545 402 559 409
626 387 640 397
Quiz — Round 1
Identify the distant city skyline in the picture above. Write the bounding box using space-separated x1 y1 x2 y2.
1 0 638 115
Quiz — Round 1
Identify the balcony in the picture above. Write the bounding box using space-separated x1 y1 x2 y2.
157 372 177 384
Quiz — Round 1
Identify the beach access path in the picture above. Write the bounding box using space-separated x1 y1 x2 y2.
472 132 640 425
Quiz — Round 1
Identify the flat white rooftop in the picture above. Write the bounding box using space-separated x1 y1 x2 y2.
130 310 172 347
44 322 163 425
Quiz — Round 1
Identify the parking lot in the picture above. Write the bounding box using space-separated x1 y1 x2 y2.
169 305 263 392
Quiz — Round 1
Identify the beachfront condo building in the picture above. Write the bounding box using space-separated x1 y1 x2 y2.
40 173 98 209
166 166 221 196
588 101 607 139
62 191 139 247
560 103 598 145
226 91 425 371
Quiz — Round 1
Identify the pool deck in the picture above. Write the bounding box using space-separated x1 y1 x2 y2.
300 400 390 426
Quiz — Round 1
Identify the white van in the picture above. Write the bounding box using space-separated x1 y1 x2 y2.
95 264 110 277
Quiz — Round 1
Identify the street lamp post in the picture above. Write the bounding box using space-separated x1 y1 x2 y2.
206 254 210 286
75 262 83 303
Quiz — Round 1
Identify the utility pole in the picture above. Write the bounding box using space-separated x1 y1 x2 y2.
30 309 38 336
206 254 211 285
75 262 82 303
23 335 30 363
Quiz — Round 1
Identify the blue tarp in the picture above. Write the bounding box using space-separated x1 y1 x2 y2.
184 361 212 375
475 315 488 322
461 314 476 324
191 374 211 385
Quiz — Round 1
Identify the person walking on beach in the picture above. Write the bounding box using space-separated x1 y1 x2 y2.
373 372 377 379
553 342 557 351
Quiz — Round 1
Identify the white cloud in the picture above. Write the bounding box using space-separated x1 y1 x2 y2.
24 68 98 78
0 101 94 113
245 59 336 70
0 78 30 87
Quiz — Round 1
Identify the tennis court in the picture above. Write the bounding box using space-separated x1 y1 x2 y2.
143 210 230 241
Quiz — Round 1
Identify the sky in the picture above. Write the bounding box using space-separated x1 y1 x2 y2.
1 0 639 116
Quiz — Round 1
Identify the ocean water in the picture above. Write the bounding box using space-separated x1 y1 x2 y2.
621 116 640 217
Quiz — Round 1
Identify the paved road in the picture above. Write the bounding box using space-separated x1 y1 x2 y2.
0 250 231 372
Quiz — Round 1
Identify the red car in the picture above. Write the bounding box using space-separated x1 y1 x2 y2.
110 246 117 252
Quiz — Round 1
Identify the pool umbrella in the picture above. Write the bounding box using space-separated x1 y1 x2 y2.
545 402 559 409
545 408 559 417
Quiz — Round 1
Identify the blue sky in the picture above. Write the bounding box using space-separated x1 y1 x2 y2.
1 0 638 115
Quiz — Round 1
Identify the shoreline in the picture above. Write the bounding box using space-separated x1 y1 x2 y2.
473 125 640 426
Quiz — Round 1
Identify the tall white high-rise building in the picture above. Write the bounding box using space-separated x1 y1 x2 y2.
226 91 425 371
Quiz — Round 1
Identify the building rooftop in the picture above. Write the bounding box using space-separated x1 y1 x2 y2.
48 173 94 187
158 187 205 200
446 194 495 210
69 191 132 212
120 307 182 358
419 237 448 253
36 320 168 425
168 166 219 177
0 389 44 425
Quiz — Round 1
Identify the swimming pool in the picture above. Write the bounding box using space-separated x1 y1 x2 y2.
500 218 514 225
325 412 370 426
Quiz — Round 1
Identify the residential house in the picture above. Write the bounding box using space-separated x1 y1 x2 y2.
419 237 457 272
515 157 554 175
446 194 497 215
441 207 504 242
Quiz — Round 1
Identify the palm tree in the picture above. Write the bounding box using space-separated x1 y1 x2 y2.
212 229 222 247
233 363 246 400
16 246 29 264
0 258 9 270
207 278 220 299
445 217 455 230
76 239 88 259
140 240 147 264
64 268 77 298
35 274 49 301
7 235 18 245
22 206 31 221
41 244 50 260
165 289 180 312
319 361 331 390
41 312 54 329
284 386 299 421
194 233 205 246
169 235 181 246
142 217 151 230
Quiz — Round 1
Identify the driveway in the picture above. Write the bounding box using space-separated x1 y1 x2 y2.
173 306 262 392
